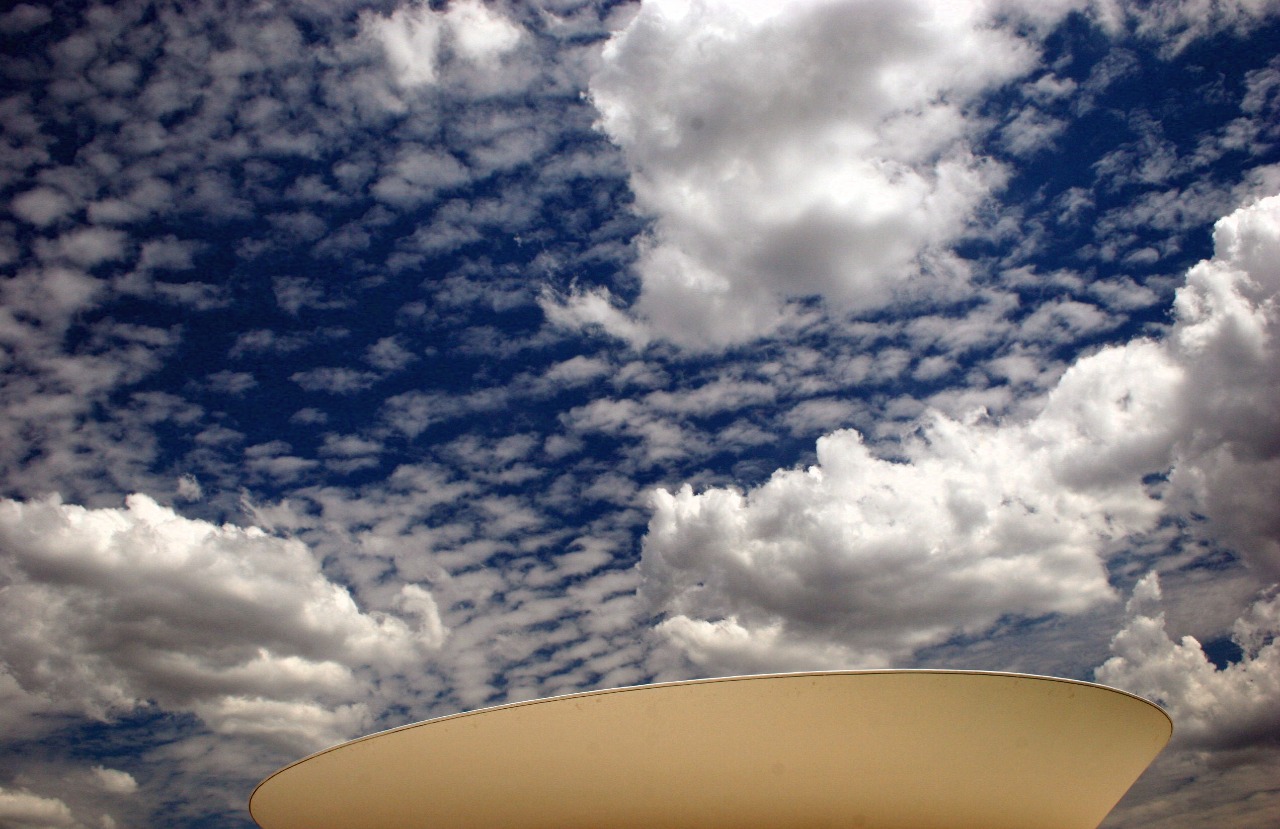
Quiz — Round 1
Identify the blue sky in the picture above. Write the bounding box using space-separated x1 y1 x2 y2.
0 1 1278 826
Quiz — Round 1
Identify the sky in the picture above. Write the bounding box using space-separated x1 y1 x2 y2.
0 0 1278 827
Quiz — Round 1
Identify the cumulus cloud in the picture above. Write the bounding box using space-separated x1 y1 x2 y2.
0 786 77 829
1096 573 1280 750
564 0 1280 350
641 192 1280 673
0 494 445 750
189 697 373 753
0 767 138 829
576 0 1049 347
90 767 137 796
1166 193 1280 576
642 417 1144 672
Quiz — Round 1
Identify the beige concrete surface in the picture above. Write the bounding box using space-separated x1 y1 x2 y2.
249 670 1171 829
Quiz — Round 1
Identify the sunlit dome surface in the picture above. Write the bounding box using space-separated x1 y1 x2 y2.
250 671 1171 829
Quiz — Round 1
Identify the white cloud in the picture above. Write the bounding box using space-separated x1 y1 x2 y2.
642 418 1138 672
0 494 445 750
541 355 613 387
446 0 523 66
290 366 379 395
364 5 442 87
272 276 351 315
229 329 313 358
1017 298 1118 344
135 237 198 271
87 179 173 226
0 787 78 829
364 336 417 372
11 187 74 226
641 192 1280 673
38 228 129 268
1165 192 1280 577
288 408 328 429
1000 105 1068 157
0 4 51 35
244 441 320 483
1116 0 1280 56
643 377 776 418
563 397 707 469
189 697 372 756
90 767 137 796
175 474 203 501
1096 573 1280 750
1 266 105 328
539 286 652 349
380 390 437 439
362 0 523 90
583 0 1045 347
319 433 383 460
782 398 863 436
371 146 470 208
205 370 256 395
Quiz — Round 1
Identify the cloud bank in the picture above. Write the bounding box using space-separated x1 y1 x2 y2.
641 193 1280 673
0 494 444 753
1097 573 1280 750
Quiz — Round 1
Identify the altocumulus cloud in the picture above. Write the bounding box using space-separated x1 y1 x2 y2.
0 494 444 753
362 0 524 91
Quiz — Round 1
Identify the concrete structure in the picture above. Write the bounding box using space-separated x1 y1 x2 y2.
249 670 1171 829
